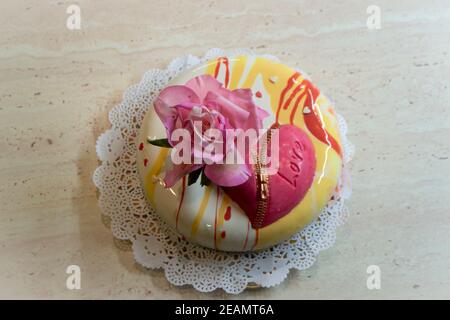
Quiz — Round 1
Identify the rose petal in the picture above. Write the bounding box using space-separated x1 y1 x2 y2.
154 85 200 136
256 106 270 119
204 88 270 131
226 89 270 130
224 88 254 110
155 75 271 189
155 85 200 108
204 91 250 129
204 163 251 187
218 88 267 117
185 75 222 101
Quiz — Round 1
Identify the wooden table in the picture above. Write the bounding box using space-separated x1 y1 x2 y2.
1 0 449 299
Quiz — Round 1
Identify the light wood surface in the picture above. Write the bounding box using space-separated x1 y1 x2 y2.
1 0 449 299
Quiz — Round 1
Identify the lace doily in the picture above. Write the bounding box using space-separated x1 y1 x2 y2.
93 48 354 294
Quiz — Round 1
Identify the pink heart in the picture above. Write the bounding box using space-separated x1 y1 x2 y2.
223 124 316 228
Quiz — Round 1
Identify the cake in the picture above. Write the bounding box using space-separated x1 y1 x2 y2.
137 55 343 252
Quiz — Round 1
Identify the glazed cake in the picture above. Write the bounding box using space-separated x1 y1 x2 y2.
137 56 343 252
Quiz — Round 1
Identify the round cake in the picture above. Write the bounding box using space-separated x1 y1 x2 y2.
137 55 343 252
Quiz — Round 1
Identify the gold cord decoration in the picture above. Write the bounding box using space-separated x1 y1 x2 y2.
253 126 276 229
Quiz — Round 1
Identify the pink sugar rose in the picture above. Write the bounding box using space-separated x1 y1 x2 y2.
154 75 269 188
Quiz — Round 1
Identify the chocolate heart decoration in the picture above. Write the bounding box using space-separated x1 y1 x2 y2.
223 124 316 228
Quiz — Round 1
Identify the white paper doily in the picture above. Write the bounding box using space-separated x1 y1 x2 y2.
93 48 354 294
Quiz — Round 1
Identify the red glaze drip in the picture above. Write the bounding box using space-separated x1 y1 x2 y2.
242 221 250 251
251 228 259 250
303 112 342 157
276 72 300 123
282 82 305 110
221 230 226 239
255 91 262 98
224 206 231 221
288 81 342 158
213 186 220 249
175 176 186 230
214 57 230 88
289 90 307 124
143 158 148 167
138 142 144 150
304 92 342 158
214 58 221 78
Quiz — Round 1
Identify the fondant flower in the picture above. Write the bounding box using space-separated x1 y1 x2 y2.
154 75 269 188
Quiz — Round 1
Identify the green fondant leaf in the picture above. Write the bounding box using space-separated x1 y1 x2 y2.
200 169 211 187
147 138 172 148
188 168 202 186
